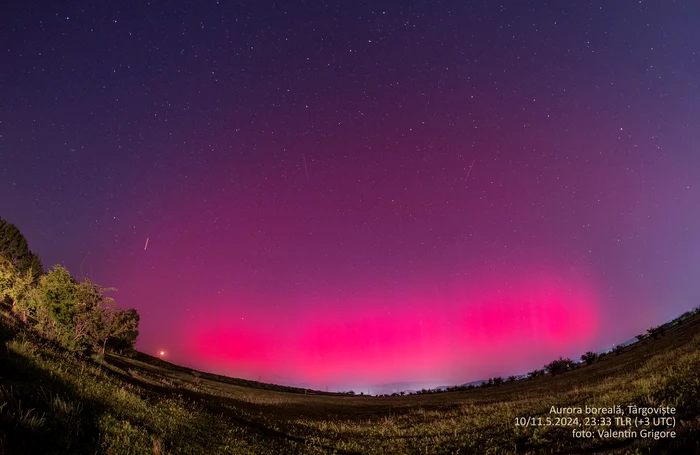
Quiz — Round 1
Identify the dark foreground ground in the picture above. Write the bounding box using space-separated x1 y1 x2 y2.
1 308 699 454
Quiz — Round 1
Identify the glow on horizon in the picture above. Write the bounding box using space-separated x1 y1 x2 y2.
179 270 600 390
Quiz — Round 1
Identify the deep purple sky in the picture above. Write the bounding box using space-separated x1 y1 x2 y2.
2 0 699 393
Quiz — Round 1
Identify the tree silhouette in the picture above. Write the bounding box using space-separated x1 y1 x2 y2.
0 256 35 315
580 351 598 365
96 302 140 354
545 357 574 376
0 218 43 279
647 325 665 339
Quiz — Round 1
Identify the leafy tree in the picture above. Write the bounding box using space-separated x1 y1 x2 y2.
492 377 504 387
38 267 109 352
20 265 132 354
0 217 43 279
74 278 114 350
99 306 140 354
0 256 34 312
33 265 81 347
507 375 517 383
580 351 598 365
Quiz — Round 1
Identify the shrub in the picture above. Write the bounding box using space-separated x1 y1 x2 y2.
647 325 666 339
545 357 575 376
581 351 598 365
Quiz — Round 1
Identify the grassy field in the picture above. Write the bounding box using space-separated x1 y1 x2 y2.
1 307 699 454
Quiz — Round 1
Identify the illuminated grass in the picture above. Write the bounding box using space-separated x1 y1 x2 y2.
1 305 699 454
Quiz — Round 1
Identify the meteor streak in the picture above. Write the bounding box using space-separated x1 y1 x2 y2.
303 154 310 181
465 158 476 184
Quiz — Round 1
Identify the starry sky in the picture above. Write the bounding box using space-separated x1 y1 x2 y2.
2 0 699 393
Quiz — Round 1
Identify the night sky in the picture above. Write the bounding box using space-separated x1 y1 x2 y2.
2 1 699 393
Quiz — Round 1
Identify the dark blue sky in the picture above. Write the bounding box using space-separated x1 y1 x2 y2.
2 0 699 391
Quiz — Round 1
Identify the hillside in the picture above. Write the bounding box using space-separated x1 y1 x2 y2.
1 305 700 454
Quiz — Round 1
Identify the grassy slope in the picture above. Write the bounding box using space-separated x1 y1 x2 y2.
1 307 699 455
126 351 346 397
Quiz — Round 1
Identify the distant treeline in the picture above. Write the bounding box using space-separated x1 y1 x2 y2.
0 217 139 355
371 311 699 398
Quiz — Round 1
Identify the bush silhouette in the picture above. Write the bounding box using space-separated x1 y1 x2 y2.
580 351 598 365
545 357 574 376
647 325 665 339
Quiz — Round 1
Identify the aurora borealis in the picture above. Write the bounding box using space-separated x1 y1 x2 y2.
2 1 699 393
